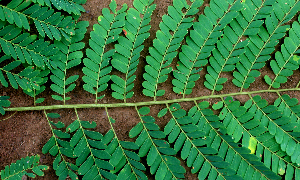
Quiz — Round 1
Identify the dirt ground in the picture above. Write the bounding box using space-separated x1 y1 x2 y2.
1 0 300 179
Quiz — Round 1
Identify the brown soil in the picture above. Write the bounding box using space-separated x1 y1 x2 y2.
0 0 299 179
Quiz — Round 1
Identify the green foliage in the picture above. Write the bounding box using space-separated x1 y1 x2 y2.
0 21 59 69
0 155 49 180
22 68 49 104
142 0 203 100
0 96 10 115
233 0 299 90
82 0 127 102
104 110 148 180
0 55 45 92
51 21 88 103
215 96 300 179
164 102 281 179
43 111 78 179
0 0 76 41
31 0 86 15
133 106 186 179
111 0 156 102
173 0 237 96
264 19 300 88
2 0 300 179
204 0 268 93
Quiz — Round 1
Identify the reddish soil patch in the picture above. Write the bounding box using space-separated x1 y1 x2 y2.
0 0 299 179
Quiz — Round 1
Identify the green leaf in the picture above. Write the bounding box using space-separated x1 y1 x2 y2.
53 129 70 139
158 108 168 117
47 113 61 118
52 95 64 101
139 107 150 115
78 156 94 175
35 98 45 104
42 136 55 154
212 101 223 110
129 122 143 138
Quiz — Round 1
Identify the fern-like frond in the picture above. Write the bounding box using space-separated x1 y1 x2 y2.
165 102 280 179
66 108 115 179
173 0 241 97
233 0 300 91
164 102 239 179
0 155 49 180
42 111 78 179
264 16 300 89
51 21 88 103
130 106 186 179
0 21 59 69
0 96 10 115
205 0 275 94
275 94 300 133
142 0 203 100
107 132 148 180
104 109 147 179
273 94 300 168
82 0 127 103
0 0 30 29
0 0 76 41
0 55 45 93
218 96 300 178
111 0 156 102
31 0 86 15
249 95 300 158
22 68 49 105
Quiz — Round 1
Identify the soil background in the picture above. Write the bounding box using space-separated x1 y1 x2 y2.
1 0 300 179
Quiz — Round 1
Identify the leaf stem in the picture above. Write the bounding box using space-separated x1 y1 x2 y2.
296 81 300 89
0 111 17 122
4 88 300 112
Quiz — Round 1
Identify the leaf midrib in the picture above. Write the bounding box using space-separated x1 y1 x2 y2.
43 109 73 178
94 13 117 103
74 108 104 179
195 100 271 180
5 88 300 112
0 36 51 69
